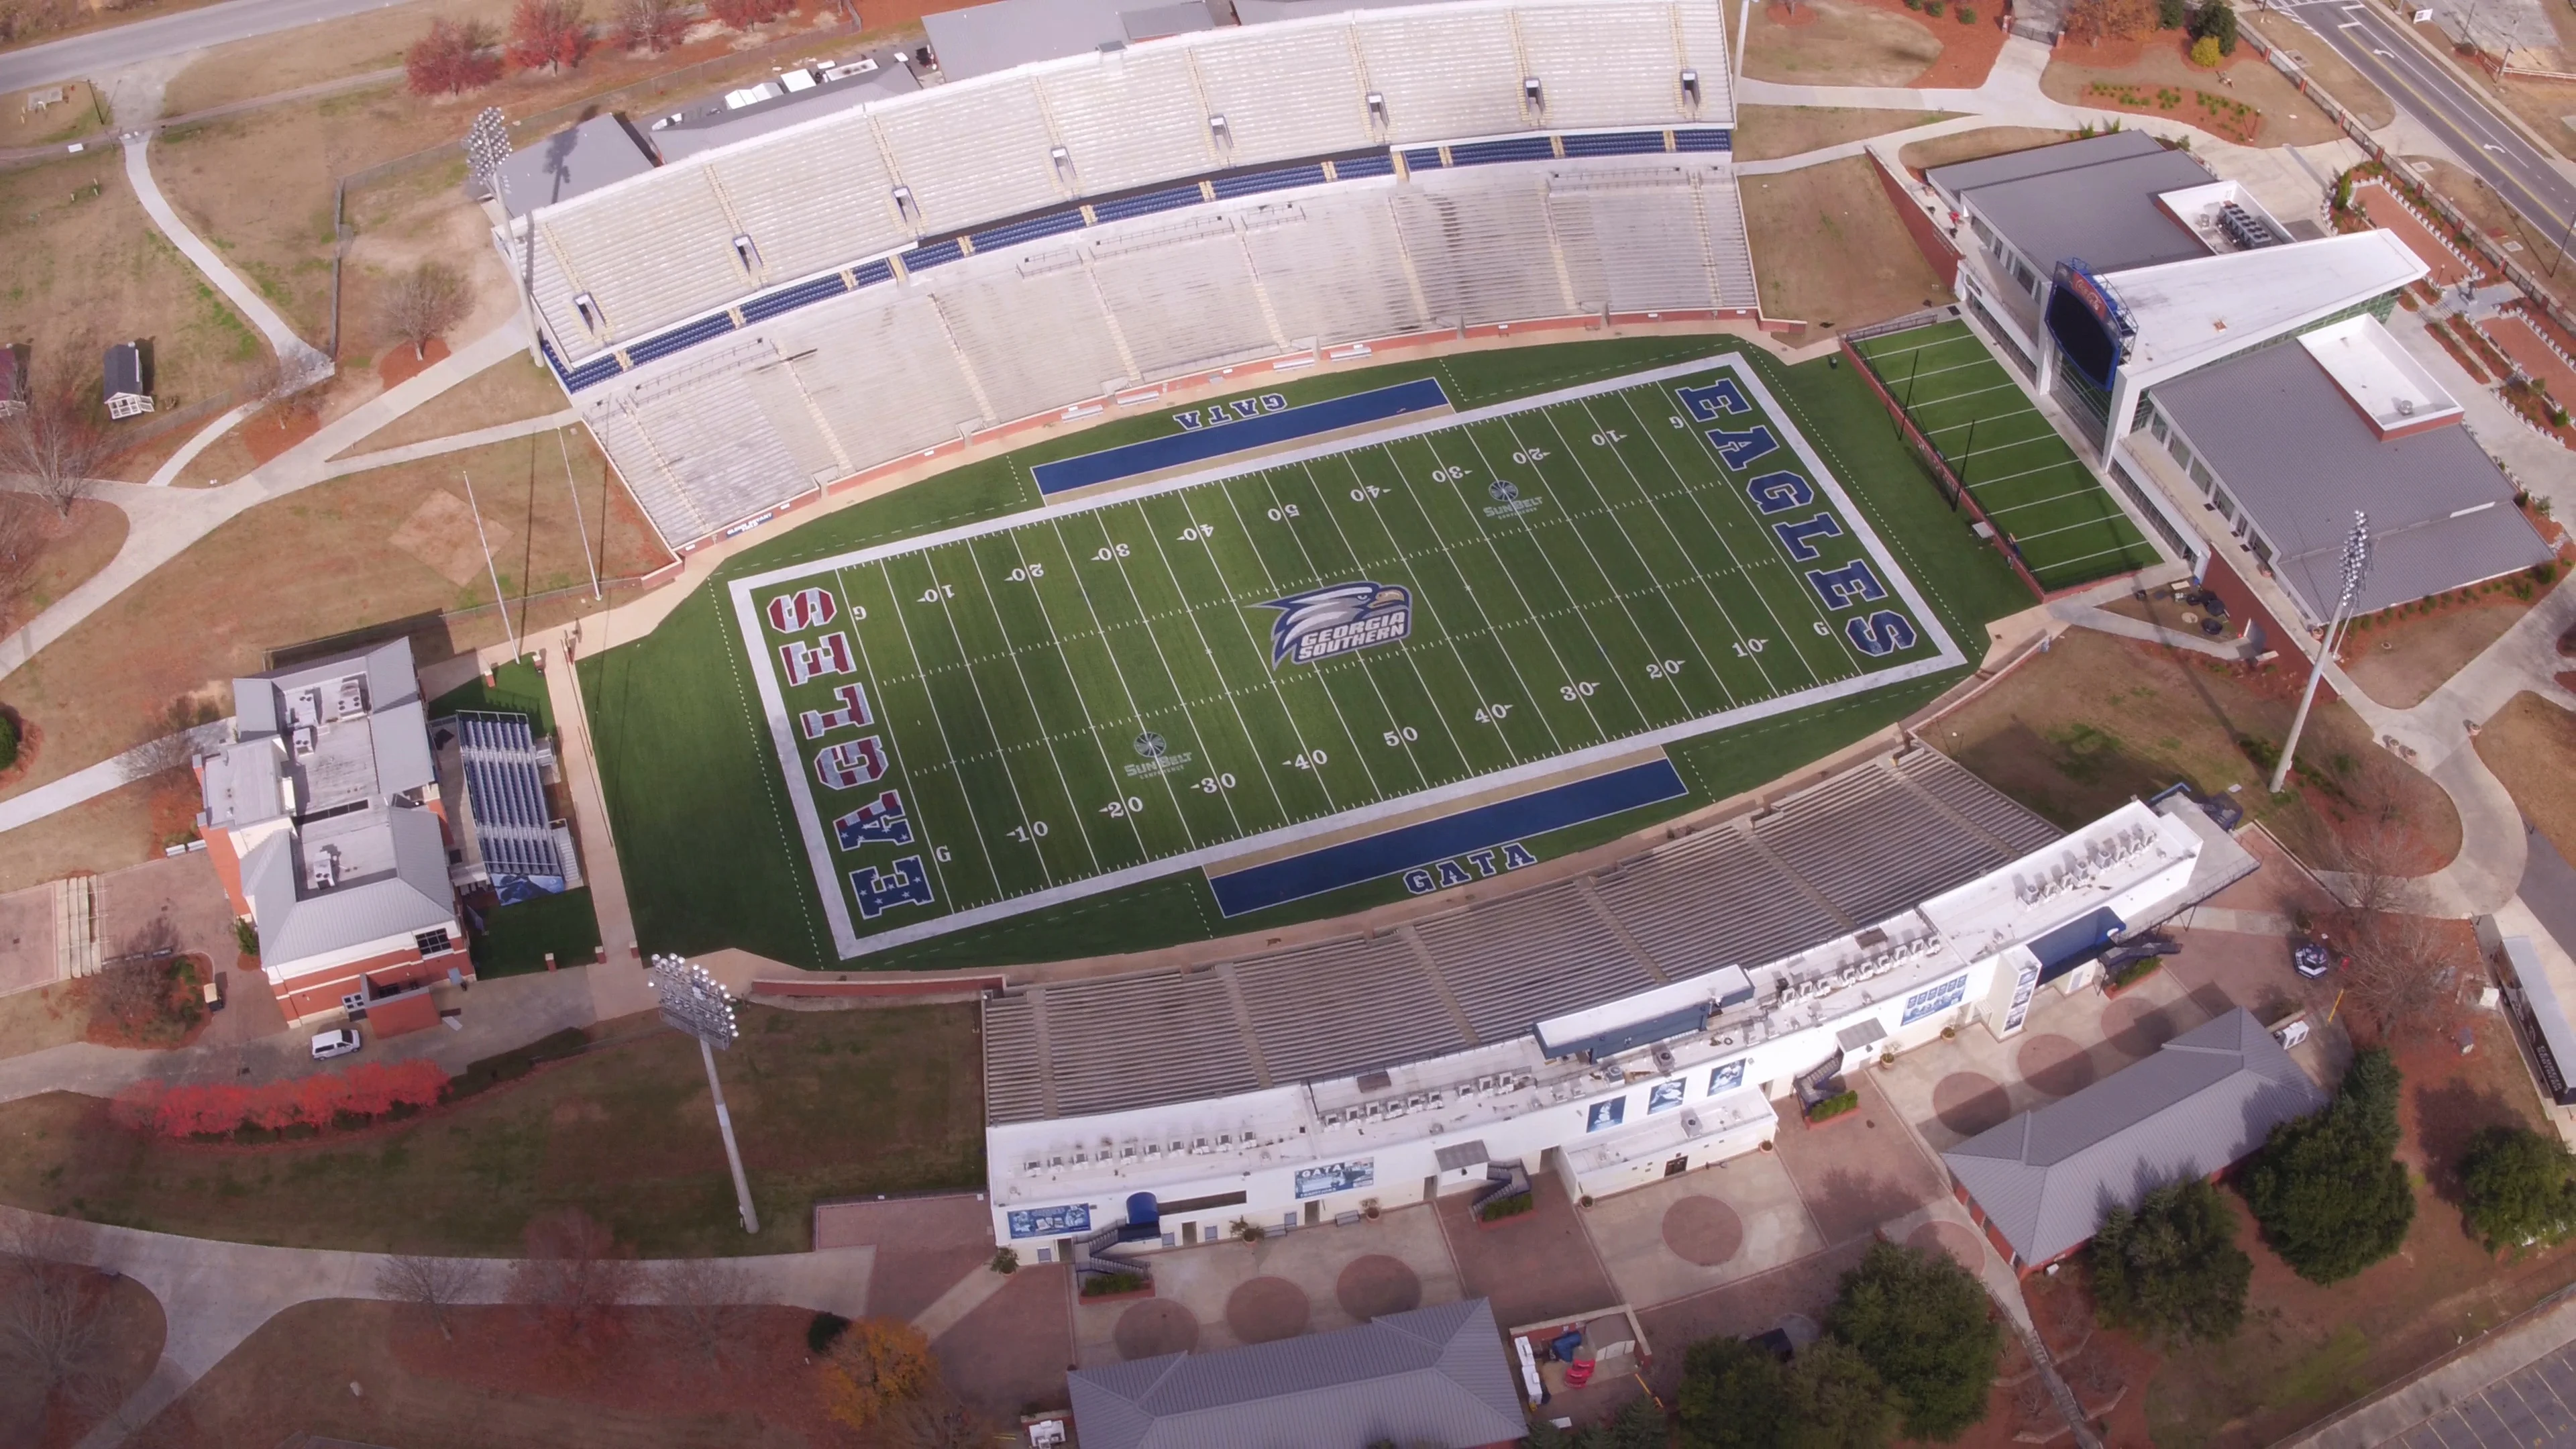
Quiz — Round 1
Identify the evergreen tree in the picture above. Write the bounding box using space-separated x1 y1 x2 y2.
1826 1242 2002 1441
2460 1126 2576 1252
2089 1177 2251 1344
2241 1048 2415 1284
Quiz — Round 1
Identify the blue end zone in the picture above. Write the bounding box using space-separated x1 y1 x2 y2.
1031 378 1451 495
1204 757 1688 917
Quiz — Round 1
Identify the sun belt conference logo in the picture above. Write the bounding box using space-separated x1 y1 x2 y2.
1257 582 1413 667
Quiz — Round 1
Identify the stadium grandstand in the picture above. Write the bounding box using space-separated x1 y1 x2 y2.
977 745 2245 1252
495 0 1755 550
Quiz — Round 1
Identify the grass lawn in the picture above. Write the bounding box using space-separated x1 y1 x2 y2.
470 888 602 977
0 1002 984 1257
585 335 2034 970
1740 156 1957 333
427 657 556 733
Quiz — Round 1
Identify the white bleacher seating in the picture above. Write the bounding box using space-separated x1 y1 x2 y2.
1393 174 1572 325
1187 21 1373 167
1039 48 1221 199
1417 881 1657 1044
533 170 744 348
765 291 990 464
1232 934 1462 1084
1238 195 1430 345
707 111 912 285
1550 168 1719 313
1087 216 1284 376
934 252 1130 426
1517 3 1694 131
874 77 1069 235
1353 7 1530 145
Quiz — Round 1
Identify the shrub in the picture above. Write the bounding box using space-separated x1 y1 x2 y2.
111 1059 451 1138
989 1247 1019 1275
2157 0 2188 26
0 711 19 771
1924 1 1943 14
2190 0 2238 53
1478 1191 1536 1222
2242 1048 2415 1283
1080 1271 1148 1297
2460 1126 2576 1251
234 918 258 957
2109 957 2163 989
819 1318 934 1430
2190 34 2222 66
1808 1089 1860 1122
1958 5 1976 19
448 1026 590 1099
806 1311 851 1352
2089 1178 2251 1344
1825 1242 2002 1441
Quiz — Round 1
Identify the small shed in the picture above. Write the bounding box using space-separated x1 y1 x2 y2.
103 341 152 419
0 343 25 418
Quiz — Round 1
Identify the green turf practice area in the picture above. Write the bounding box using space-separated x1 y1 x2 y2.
582 336 2039 971
1851 321 2160 590
737 356 1961 956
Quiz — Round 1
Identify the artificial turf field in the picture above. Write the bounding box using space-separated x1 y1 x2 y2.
734 355 1960 955
582 337 2041 971
1851 321 2161 590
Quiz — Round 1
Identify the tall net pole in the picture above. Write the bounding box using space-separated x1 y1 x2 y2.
2269 512 2371 795
649 955 759 1234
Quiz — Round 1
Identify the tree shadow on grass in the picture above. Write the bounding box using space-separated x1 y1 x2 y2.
2412 1078 2527 1207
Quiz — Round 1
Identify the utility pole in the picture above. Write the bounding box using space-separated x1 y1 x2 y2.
458 469 520 660
2269 512 2371 794
650 955 760 1235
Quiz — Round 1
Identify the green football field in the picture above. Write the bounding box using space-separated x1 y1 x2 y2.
1853 321 2161 589
731 356 1963 957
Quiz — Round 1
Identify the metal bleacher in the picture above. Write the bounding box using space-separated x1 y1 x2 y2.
983 747 2061 1125
452 712 565 882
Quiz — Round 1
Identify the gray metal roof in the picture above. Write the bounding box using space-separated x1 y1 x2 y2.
647 58 921 164
497 114 657 218
1944 142 2215 275
241 805 457 964
924 0 1218 78
1923 129 2165 204
1067 1297 1524 1449
1943 1008 2326 1267
2151 341 2554 621
103 341 146 399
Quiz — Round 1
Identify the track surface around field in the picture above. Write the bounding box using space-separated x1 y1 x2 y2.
1854 321 2159 588
737 357 1954 952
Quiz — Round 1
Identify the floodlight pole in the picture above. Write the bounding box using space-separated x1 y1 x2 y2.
459 469 521 659
701 1036 759 1236
2269 512 2370 795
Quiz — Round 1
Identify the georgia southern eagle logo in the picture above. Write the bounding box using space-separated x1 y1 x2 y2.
1256 582 1413 667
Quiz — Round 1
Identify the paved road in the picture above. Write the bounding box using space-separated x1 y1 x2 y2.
2279 0 2576 245
0 0 409 94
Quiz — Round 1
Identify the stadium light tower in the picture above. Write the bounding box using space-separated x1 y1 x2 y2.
650 955 761 1235
2268 512 2371 795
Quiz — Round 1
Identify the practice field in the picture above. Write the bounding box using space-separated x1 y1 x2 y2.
1852 321 2160 589
732 355 1965 957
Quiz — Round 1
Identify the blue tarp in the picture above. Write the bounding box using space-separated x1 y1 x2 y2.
1205 757 1688 916
1030 378 1450 494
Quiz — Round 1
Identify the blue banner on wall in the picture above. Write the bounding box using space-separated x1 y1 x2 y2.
1294 1159 1376 1199
1006 1203 1093 1239
1901 973 1969 1026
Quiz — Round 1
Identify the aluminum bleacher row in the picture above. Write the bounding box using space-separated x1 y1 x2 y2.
981 746 2061 1125
502 0 1756 549
453 712 564 880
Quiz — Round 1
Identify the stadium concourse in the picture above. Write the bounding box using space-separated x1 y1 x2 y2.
497 0 1758 551
977 743 2249 1255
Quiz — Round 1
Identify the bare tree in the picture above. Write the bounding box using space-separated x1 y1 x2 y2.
505 1208 636 1344
376 1254 484 1341
645 1256 757 1371
0 1216 119 1440
0 366 114 517
85 958 172 1039
0 492 46 620
376 262 473 362
2322 818 2465 1043
883 1392 985 1449
241 353 327 429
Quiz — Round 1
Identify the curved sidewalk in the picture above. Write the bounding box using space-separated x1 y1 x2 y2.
0 1203 875 1449
121 133 327 378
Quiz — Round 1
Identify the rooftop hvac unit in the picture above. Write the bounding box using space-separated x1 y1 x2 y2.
1651 1045 1677 1074
1477 1075 1496 1093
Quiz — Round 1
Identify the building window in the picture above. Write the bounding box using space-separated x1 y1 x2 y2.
341 990 367 1014
2147 409 2168 443
2190 460 2216 494
416 928 453 956
2211 486 2238 523
2167 435 2193 474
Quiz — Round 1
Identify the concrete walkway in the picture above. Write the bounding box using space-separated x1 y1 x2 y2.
119 134 327 379
2288 1285 2576 1447
141 402 258 489
545 635 657 1024
0 720 227 832
0 967 600 1103
0 1202 875 1449
319 409 580 480
0 321 529 685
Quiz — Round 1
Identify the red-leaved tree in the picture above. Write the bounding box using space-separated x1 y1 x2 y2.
407 17 502 97
506 0 591 74
706 0 792 30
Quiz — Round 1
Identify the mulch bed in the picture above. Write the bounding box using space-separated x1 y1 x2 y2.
374 336 452 390
241 406 323 466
